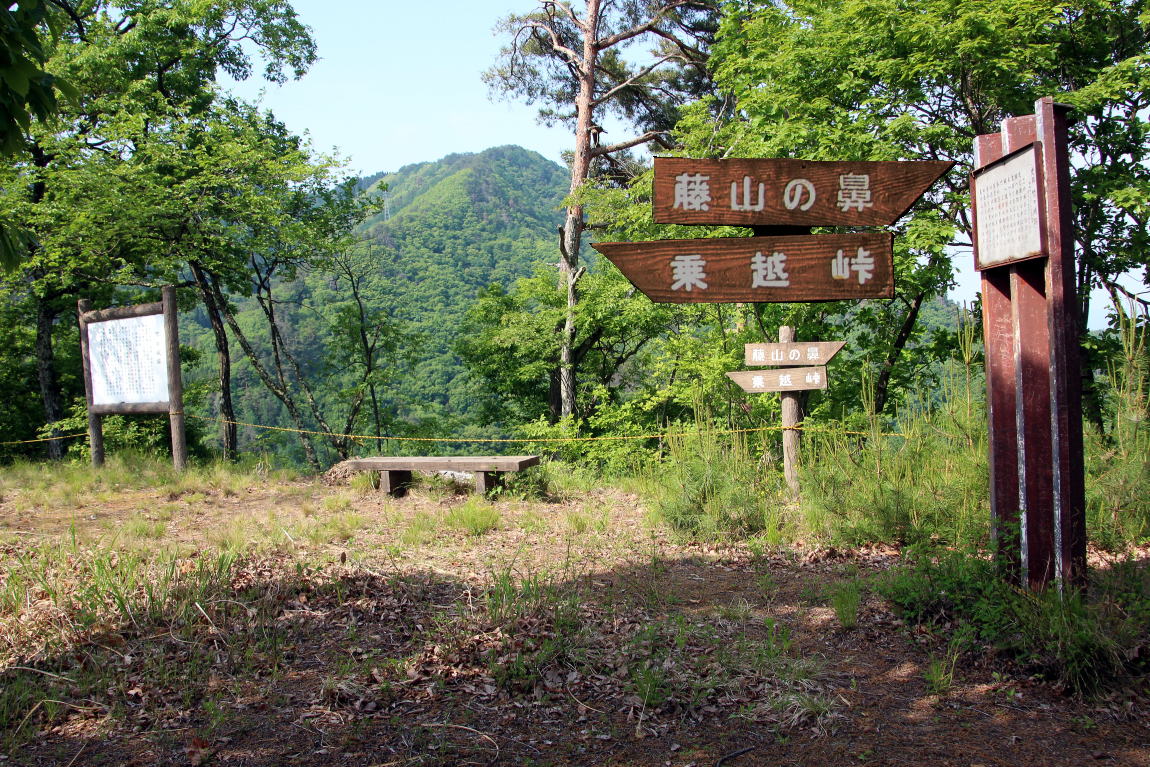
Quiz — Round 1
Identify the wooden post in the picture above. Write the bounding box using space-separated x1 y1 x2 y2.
163 286 187 471
972 98 1085 592
779 326 801 497
1037 100 1087 591
77 298 105 467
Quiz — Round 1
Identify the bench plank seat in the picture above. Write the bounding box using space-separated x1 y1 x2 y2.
342 455 540 497
344 456 540 473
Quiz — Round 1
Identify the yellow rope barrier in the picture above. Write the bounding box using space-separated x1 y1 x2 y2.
0 415 907 448
184 413 907 443
0 431 89 446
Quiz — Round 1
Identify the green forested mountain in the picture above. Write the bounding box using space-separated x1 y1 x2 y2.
356 145 567 421
179 145 568 463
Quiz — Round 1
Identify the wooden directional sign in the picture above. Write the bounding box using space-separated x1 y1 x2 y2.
653 157 953 227
591 233 893 303
727 366 828 393
745 341 845 367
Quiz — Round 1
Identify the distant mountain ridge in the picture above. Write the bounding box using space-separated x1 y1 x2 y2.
355 145 568 424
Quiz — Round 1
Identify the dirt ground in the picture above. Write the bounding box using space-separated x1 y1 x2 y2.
1 474 1147 767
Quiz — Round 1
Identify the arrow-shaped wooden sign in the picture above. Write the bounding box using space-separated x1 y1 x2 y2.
591 233 893 303
745 341 846 367
727 367 829 393
653 157 953 227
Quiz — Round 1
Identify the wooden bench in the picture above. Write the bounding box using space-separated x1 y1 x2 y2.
341 455 541 497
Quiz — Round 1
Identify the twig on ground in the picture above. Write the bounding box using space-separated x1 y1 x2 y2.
715 745 757 765
64 741 86 767
6 665 75 682
566 683 608 715
423 722 500 764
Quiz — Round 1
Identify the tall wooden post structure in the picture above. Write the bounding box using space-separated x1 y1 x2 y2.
972 97 1085 591
78 286 187 470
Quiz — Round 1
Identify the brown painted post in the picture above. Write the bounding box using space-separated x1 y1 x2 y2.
972 99 1085 592
980 268 1019 580
163 287 187 471
1012 261 1056 588
77 299 105 467
779 326 802 497
1036 100 1086 590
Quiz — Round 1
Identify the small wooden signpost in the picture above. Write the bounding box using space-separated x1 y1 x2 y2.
595 153 948 498
728 329 845 495
971 97 1085 592
78 286 187 470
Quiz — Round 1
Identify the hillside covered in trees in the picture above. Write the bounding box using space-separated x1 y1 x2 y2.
177 146 568 466
0 0 1144 479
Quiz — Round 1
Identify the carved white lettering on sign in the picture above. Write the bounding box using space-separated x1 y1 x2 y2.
88 314 169 406
974 145 1044 269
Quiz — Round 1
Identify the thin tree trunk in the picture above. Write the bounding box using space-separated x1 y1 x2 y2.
873 290 927 415
209 275 321 470
251 273 347 460
557 0 600 420
190 262 237 460
34 302 65 460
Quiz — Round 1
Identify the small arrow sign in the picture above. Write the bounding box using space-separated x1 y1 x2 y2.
745 341 845 367
653 157 953 227
727 367 829 393
591 233 892 303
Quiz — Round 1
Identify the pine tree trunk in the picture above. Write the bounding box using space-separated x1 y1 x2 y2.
874 290 927 415
557 0 600 420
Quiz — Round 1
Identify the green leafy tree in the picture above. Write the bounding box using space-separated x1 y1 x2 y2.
0 0 315 457
0 0 80 269
666 0 1149 416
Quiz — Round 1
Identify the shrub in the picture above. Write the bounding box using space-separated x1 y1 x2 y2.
646 426 790 539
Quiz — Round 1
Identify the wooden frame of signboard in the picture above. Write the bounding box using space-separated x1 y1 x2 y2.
77 286 187 470
971 98 1084 592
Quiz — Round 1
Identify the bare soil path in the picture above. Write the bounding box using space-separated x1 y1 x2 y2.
1 476 1146 766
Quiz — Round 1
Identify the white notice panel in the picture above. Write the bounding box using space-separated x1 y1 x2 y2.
88 314 170 406
973 144 1045 270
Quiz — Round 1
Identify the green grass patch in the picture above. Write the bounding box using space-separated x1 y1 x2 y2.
444 498 501 536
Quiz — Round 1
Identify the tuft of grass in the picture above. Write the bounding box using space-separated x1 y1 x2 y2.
321 494 353 514
879 547 1148 695
564 509 590 535
400 511 439 547
517 510 548 534
444 498 501 536
646 422 789 540
349 472 380 495
123 514 167 540
830 580 863 630
924 639 964 696
305 512 367 544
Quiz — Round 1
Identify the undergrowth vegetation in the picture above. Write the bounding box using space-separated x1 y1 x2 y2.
645 314 1148 554
879 548 1150 695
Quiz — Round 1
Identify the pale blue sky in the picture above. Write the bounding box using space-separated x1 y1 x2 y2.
225 1 573 176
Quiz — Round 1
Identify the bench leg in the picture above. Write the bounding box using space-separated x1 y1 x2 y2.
380 469 413 498
474 471 504 496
